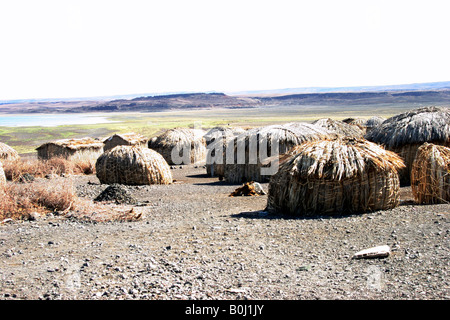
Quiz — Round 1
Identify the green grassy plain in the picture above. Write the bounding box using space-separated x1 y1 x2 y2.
0 104 416 155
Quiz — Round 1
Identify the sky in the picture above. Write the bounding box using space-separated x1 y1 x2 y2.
0 0 449 100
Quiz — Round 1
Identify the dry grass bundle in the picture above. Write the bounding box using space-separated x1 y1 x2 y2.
36 137 104 161
103 132 149 152
223 123 333 183
365 106 450 184
204 126 246 177
148 128 206 165
96 145 173 185
411 143 450 204
312 118 364 139
266 137 405 216
0 142 20 161
229 182 259 197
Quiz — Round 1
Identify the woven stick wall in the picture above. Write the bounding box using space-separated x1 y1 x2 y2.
266 138 405 216
411 143 450 204
96 145 173 185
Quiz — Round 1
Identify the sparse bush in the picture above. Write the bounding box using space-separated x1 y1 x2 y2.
0 176 141 222
0 179 76 220
74 159 96 175
2 157 96 181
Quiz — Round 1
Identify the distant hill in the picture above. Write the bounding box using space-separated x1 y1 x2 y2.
229 81 450 96
258 89 450 106
1 82 450 114
73 92 260 112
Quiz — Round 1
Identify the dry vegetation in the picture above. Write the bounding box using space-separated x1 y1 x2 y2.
0 157 115 222
0 179 76 220
2 157 95 181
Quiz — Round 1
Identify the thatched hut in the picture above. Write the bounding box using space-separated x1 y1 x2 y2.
365 116 386 132
96 145 173 185
223 123 333 183
411 143 450 204
36 137 104 162
0 142 20 161
103 132 148 152
342 117 367 133
204 126 246 177
365 106 450 184
312 118 364 139
266 137 405 216
148 128 207 165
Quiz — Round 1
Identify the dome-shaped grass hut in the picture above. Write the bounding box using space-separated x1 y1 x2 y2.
204 126 246 177
365 116 386 133
312 118 364 139
411 143 450 204
0 142 20 161
223 123 333 183
148 128 206 165
266 137 405 216
103 132 148 152
96 145 173 185
365 106 450 185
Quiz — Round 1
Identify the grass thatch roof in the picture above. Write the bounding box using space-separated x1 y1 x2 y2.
96 145 173 185
0 142 20 160
411 143 450 204
365 106 450 149
204 126 246 143
148 128 207 165
312 118 364 139
103 132 148 152
103 132 148 145
266 137 405 216
365 116 386 129
37 137 104 151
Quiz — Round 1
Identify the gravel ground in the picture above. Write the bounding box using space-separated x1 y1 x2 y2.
0 165 449 300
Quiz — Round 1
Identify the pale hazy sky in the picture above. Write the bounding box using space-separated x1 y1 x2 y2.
0 0 449 100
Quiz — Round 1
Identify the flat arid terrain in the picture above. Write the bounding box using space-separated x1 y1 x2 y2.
0 165 449 300
0 89 449 303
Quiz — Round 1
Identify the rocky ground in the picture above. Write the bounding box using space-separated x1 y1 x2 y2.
0 165 449 300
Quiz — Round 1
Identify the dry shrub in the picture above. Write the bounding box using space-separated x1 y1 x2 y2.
73 159 96 175
0 178 140 222
0 179 76 220
2 157 96 181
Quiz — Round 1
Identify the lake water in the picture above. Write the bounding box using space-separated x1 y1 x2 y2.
0 113 116 127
